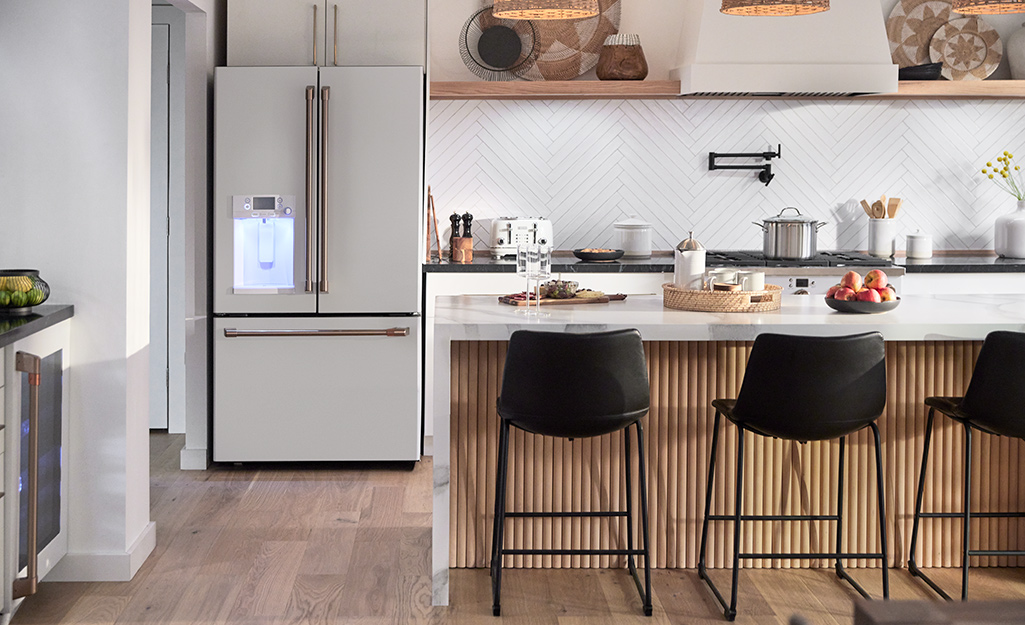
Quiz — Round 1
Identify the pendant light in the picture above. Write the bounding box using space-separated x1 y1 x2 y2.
492 0 599 20
720 0 829 16
952 0 1025 13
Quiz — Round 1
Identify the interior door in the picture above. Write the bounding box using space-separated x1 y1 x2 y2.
150 24 170 429
214 66 320 314
317 66 423 314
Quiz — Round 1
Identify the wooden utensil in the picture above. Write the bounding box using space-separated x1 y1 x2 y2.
887 197 902 219
860 199 873 217
871 201 886 219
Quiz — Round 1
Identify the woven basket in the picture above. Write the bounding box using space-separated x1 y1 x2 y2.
662 283 782 313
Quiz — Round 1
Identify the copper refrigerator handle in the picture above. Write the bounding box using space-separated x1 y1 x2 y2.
319 86 330 294
305 86 316 293
224 327 410 338
12 351 40 600
332 4 339 66
312 4 318 66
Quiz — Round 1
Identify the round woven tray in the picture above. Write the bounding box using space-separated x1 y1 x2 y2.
662 283 782 313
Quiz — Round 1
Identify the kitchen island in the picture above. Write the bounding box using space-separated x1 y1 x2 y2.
431 293 1025 605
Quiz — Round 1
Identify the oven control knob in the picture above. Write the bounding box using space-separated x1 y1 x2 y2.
538 238 548 245
498 237 505 245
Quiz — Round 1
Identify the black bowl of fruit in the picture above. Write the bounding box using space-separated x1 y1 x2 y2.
573 248 624 262
0 270 50 316
824 269 900 314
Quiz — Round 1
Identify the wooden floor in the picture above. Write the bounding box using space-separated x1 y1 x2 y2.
11 432 1025 625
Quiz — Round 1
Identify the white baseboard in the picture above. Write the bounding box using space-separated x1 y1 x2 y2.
45 521 156 582
180 446 208 470
423 435 433 457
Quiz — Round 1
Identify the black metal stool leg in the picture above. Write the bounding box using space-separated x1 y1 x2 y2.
635 420 653 616
871 421 890 599
698 411 723 581
625 419 636 576
961 422 973 601
908 409 934 577
835 436 847 582
725 425 746 621
491 419 511 616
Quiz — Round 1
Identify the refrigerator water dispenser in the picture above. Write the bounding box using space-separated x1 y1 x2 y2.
232 194 297 293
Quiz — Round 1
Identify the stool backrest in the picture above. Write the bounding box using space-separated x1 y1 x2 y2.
731 332 886 441
497 329 650 438
960 330 1025 440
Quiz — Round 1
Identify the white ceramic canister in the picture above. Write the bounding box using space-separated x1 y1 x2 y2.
905 230 933 259
614 216 652 258
673 231 705 290
868 218 896 258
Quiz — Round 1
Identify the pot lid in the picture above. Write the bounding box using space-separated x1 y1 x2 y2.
614 215 651 229
762 206 819 224
677 230 704 251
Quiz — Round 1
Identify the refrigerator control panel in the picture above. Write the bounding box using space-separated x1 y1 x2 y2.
232 194 295 219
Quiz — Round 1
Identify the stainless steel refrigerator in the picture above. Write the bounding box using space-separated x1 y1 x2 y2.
212 66 423 462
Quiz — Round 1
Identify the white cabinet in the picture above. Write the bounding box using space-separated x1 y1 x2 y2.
3 320 70 623
227 0 426 67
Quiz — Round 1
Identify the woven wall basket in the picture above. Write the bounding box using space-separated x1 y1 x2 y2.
720 0 829 16
514 0 621 80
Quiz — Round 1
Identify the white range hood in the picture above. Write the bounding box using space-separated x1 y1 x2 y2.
670 0 898 96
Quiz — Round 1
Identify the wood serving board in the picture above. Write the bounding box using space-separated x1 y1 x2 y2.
498 294 626 306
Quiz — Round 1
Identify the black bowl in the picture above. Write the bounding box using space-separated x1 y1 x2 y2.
573 248 625 261
824 297 900 314
898 63 943 81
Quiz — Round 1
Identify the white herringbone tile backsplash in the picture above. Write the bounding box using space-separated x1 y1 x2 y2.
428 98 1025 252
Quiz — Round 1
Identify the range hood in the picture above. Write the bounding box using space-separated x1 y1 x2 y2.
670 0 898 96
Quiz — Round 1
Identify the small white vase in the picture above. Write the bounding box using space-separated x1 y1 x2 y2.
995 199 1025 258
1008 22 1025 80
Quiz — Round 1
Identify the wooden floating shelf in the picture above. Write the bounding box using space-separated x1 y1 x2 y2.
430 80 1025 100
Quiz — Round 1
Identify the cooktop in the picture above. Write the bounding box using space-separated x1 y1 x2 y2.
706 250 892 268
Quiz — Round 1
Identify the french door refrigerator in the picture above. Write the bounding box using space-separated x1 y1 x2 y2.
212 66 423 462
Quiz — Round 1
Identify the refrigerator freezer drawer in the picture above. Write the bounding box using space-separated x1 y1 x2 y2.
213 316 421 462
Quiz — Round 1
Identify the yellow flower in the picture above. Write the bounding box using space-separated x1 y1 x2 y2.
1004 150 1010 156
989 174 995 178
987 161 993 167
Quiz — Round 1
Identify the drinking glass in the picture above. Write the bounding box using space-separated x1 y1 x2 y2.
527 245 551 313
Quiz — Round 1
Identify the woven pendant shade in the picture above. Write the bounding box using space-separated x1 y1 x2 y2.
952 0 1025 13
492 0 599 19
721 0 829 16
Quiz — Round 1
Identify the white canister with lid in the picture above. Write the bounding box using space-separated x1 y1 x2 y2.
905 230 933 259
674 231 705 290
614 216 652 258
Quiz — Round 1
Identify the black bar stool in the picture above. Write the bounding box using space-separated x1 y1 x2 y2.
908 330 1025 601
698 332 890 621
491 329 652 617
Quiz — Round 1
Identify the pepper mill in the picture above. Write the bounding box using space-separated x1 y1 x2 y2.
461 212 473 238
449 213 461 257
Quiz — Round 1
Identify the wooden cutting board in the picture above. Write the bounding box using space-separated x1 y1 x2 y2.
498 294 626 306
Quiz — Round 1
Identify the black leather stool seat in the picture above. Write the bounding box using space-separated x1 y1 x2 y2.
699 332 889 621
491 329 653 616
908 330 1025 601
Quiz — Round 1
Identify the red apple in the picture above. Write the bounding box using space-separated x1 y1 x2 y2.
839 270 863 292
856 287 882 303
864 269 888 289
876 286 896 302
834 287 857 301
825 283 843 299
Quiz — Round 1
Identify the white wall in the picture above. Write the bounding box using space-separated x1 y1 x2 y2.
0 0 154 579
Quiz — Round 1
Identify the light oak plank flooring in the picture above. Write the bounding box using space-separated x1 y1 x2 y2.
11 432 1025 625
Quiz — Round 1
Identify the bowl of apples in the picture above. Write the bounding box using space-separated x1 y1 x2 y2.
824 269 900 314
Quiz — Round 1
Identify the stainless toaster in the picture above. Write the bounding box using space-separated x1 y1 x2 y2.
489 217 554 258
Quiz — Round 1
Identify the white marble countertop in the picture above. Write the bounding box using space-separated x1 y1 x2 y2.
430 292 1025 606
433 293 1025 342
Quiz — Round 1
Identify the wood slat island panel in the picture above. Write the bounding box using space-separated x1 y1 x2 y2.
449 339 1025 571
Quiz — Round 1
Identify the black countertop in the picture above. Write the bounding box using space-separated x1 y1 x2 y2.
0 304 74 349
424 252 1025 274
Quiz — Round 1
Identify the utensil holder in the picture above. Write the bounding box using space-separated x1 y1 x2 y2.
868 218 895 258
596 34 648 81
